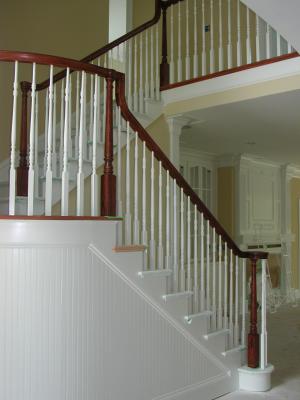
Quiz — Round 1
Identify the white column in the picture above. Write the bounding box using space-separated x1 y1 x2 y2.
167 116 190 169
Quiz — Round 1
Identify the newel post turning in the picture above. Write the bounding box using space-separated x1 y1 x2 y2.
248 255 259 368
17 81 31 196
101 76 116 216
160 3 170 87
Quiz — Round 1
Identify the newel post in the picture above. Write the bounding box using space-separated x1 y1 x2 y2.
17 81 30 196
248 256 259 368
101 76 116 216
160 3 170 87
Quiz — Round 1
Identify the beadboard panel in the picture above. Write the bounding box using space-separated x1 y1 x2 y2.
0 241 229 400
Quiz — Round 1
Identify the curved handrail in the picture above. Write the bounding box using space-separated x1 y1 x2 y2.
115 73 268 261
0 50 122 80
34 0 164 92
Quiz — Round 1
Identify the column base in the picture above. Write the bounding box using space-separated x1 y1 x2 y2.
238 364 274 392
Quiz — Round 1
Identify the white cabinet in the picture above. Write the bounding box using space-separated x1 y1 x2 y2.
237 157 281 247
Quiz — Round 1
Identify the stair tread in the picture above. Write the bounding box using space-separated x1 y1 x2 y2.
138 269 172 278
113 245 147 253
204 329 230 340
184 311 213 322
222 345 246 357
162 291 193 301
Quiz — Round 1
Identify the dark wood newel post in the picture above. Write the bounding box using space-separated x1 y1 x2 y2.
248 256 259 368
17 81 30 196
160 4 170 87
101 76 116 216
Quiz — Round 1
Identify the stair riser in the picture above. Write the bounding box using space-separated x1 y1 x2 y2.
137 275 169 298
184 317 210 339
204 334 228 355
161 296 190 319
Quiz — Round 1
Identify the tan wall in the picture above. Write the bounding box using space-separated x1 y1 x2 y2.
217 166 235 239
132 0 155 28
0 0 109 163
290 178 300 289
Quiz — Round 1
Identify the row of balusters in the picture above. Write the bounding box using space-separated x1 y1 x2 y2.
96 0 294 115
116 110 247 348
9 62 112 216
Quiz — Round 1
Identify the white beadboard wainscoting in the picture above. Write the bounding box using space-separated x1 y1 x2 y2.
0 219 233 400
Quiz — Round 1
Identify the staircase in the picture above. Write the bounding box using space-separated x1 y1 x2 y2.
0 0 294 397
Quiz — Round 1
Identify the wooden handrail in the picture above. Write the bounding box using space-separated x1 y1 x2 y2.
0 50 122 81
115 73 267 262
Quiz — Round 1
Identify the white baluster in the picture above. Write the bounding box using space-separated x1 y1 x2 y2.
158 162 164 269
128 40 133 109
89 74 94 150
237 0 242 67
145 30 150 99
206 220 211 310
201 0 206 75
229 249 234 347
212 227 216 329
75 72 80 158
223 243 228 328
180 188 185 291
142 141 147 246
177 1 183 82
227 0 233 68
125 122 132 245
134 132 139 244
218 235 223 329
185 0 190 80
234 256 239 346
139 33 144 113
60 80 65 174
193 0 199 78
150 27 155 99
9 61 18 216
200 213 205 310
52 85 57 178
241 258 246 346
68 77 72 158
170 5 175 83
173 180 179 291
45 65 54 216
246 7 252 63
91 75 99 217
187 197 191 291
165 170 170 270
210 0 215 73
116 106 122 216
44 88 49 175
276 32 281 57
34 92 39 198
103 56 107 141
76 71 86 216
150 151 156 270
28 63 37 216
193 206 199 312
260 259 268 369
155 25 160 101
256 15 261 62
266 23 271 59
218 0 223 71
61 68 70 216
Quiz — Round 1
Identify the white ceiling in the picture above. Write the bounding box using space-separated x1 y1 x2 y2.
241 0 300 53
180 89 300 165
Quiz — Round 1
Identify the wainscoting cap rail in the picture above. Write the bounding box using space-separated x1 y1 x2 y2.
115 73 268 261
0 50 123 83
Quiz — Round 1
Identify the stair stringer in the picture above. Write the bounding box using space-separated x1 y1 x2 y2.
89 243 234 400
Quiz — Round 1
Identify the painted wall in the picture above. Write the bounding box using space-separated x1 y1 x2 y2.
217 166 235 239
290 177 300 288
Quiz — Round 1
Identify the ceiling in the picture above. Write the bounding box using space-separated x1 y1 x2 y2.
241 0 300 53
180 88 300 165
